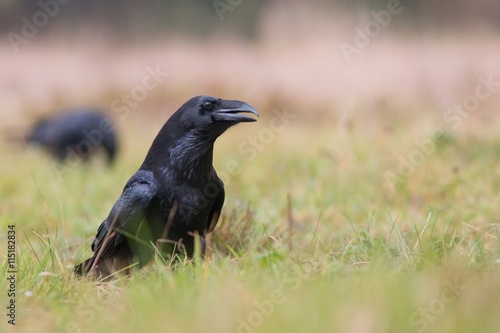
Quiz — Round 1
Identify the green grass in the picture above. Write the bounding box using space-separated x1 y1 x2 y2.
1 112 500 333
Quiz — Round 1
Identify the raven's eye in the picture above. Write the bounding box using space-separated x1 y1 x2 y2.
202 101 214 110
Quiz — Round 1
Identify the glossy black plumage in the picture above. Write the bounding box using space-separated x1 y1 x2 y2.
75 96 258 277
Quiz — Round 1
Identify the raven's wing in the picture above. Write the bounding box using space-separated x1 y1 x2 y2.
207 177 225 233
91 169 158 258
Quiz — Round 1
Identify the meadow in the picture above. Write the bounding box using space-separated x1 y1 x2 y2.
1 29 500 333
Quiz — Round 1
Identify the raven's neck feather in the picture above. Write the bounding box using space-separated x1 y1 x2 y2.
142 127 217 183
169 131 215 178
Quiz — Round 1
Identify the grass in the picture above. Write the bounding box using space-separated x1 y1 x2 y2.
1 26 500 332
1 103 500 333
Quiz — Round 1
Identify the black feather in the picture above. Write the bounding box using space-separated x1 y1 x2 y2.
75 96 258 278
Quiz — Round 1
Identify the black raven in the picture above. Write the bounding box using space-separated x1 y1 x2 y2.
26 109 118 165
75 96 258 277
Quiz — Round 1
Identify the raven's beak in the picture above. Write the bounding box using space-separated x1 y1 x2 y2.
213 100 259 123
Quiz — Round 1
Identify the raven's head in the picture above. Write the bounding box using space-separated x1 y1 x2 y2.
144 95 258 169
27 119 51 144
177 95 259 138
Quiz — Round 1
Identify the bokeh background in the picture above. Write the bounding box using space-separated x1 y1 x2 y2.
2 1 500 333
2 0 500 127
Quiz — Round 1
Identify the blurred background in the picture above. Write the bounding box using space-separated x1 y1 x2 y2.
1 0 499 128
2 3 500 332
0 0 499 217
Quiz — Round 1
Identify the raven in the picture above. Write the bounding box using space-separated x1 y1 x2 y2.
26 109 118 165
75 96 258 277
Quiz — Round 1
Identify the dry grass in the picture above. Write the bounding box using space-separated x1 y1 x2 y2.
1 14 500 333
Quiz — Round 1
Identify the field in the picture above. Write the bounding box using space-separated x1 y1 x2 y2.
1 29 500 333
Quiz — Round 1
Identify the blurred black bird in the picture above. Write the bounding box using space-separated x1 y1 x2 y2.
75 96 258 278
25 109 118 165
